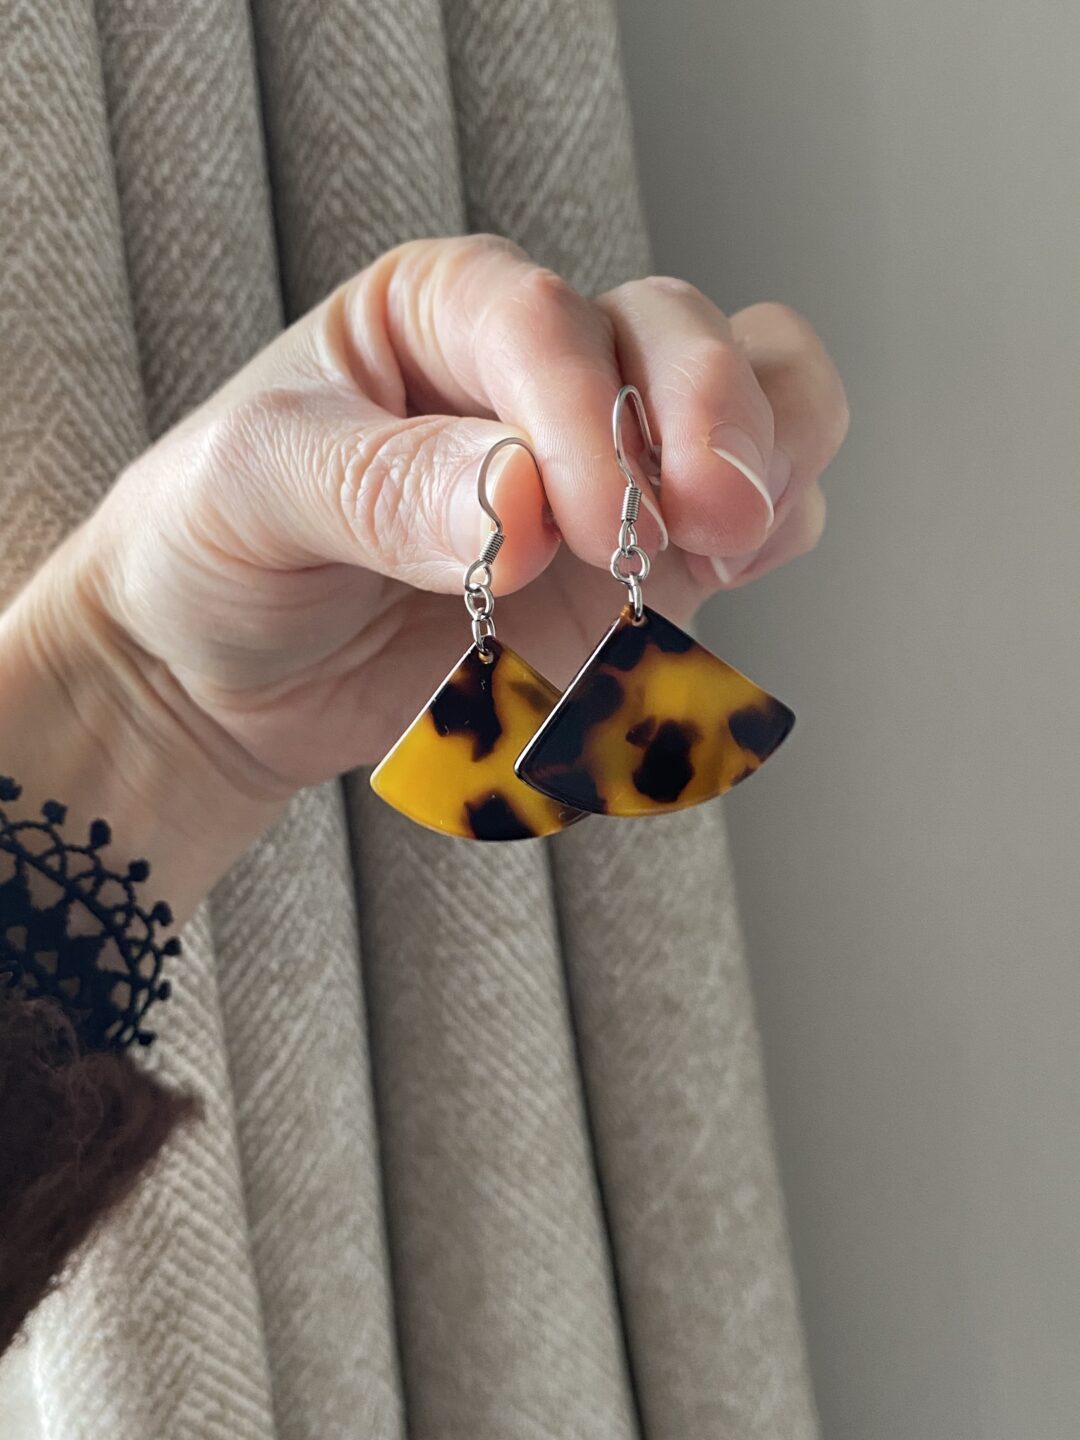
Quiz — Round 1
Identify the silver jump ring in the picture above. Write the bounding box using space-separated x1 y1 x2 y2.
464 582 495 620
610 544 651 585
471 613 497 656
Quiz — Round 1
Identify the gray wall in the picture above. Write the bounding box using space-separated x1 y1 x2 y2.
616 1 1080 1436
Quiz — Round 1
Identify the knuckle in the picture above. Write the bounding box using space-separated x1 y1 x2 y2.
459 231 528 264
199 389 306 488
678 335 745 393
480 265 601 385
380 237 438 269
732 301 850 469
804 367 850 463
310 284 363 386
639 274 703 304
510 264 583 325
747 300 816 340
415 238 540 364
760 352 850 466
605 274 703 309
379 234 529 304
793 485 828 556
433 233 529 293
379 234 523 276
180 390 318 555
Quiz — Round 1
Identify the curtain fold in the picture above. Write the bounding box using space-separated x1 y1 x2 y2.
552 807 820 1440
350 794 640 1439
0 0 818 1434
0 1 144 600
250 0 640 1429
99 2 407 1435
6 3 280 1436
34 911 277 1440
443 0 650 289
251 0 464 306
214 785 404 1440
92 0 283 432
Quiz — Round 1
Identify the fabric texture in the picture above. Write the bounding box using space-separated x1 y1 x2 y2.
0 0 817 1435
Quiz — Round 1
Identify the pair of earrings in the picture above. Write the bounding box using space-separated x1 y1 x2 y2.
370 386 795 841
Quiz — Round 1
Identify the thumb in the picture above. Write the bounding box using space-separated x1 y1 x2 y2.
192 383 557 594
333 411 559 594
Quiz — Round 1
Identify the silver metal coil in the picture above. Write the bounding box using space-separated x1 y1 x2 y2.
478 529 505 567
621 484 641 526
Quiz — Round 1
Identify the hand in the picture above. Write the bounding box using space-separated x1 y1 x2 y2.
0 236 847 915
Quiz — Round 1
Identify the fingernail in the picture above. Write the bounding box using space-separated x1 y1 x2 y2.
711 550 758 585
637 484 669 552
709 424 783 527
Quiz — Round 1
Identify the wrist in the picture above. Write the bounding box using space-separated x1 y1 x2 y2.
0 528 287 922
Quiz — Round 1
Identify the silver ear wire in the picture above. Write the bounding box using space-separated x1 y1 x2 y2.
610 385 660 622
464 435 539 657
613 383 661 490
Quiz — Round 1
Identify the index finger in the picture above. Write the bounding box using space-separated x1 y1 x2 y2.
330 235 667 566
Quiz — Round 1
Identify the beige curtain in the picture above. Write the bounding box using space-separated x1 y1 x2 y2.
0 1 816 1436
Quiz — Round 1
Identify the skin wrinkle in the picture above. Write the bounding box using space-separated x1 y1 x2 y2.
406 253 452 411
343 415 451 566
334 269 409 416
385 238 514 414
661 361 711 396
184 590 420 759
465 250 537 411
476 274 606 415
191 389 349 570
311 287 365 393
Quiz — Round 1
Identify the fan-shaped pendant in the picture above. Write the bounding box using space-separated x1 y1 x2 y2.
370 640 585 841
514 605 794 817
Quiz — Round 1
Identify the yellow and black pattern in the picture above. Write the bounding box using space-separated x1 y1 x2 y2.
515 605 795 816
370 641 586 841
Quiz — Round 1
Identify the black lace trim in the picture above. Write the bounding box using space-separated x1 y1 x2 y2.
0 776 179 1050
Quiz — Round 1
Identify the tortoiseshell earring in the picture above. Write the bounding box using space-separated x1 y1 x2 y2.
515 386 795 817
370 437 586 841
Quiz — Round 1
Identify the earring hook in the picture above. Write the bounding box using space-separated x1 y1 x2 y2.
464 435 540 657
610 385 660 622
475 434 537 537
612 384 661 490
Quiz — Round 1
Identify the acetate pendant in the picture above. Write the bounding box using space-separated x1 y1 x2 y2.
514 604 795 817
370 639 585 841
